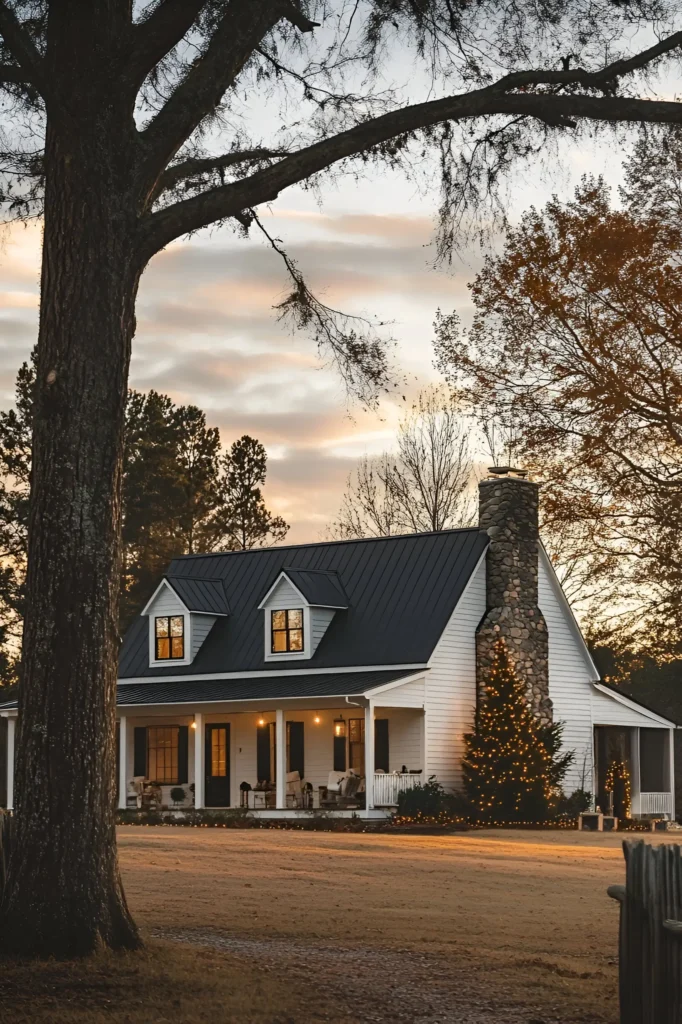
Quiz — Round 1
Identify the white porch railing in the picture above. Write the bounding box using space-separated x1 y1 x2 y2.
632 792 674 818
374 772 421 807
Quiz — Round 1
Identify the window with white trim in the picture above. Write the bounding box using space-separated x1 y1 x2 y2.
270 608 304 653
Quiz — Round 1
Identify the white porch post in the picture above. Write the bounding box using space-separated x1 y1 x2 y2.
365 703 375 811
670 727 676 820
6 716 15 811
631 727 641 817
118 716 127 810
194 713 204 809
420 709 427 776
276 709 286 809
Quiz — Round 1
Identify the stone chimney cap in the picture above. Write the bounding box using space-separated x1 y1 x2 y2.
487 466 529 479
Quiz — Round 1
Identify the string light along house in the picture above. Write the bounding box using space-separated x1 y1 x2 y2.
0 470 676 818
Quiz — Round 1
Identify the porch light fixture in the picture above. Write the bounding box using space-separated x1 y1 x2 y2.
314 715 321 724
334 716 346 738
191 719 197 730
258 717 266 726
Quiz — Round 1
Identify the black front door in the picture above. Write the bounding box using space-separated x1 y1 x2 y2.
205 723 230 807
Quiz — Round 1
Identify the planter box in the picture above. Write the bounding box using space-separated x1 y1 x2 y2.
579 812 603 831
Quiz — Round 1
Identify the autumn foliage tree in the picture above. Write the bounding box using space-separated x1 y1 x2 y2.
3 0 682 959
435 148 682 658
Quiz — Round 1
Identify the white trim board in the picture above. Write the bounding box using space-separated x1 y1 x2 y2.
118 663 430 685
592 682 676 728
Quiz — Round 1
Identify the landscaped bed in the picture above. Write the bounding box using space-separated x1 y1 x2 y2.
5 827 679 1023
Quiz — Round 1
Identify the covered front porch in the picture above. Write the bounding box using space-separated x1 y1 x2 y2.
116 696 426 818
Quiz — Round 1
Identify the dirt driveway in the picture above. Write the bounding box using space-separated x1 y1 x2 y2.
110 825 669 1023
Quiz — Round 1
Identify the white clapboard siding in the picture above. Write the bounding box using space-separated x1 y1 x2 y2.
191 615 216 660
380 707 422 773
148 584 186 618
264 576 303 609
539 550 597 793
590 687 669 728
373 676 425 707
311 607 335 656
425 555 486 792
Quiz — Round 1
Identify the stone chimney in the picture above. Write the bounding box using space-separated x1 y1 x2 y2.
476 467 552 725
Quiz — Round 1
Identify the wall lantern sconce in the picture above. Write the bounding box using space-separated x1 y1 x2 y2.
314 714 321 724
334 716 346 738
258 717 266 727
190 720 197 730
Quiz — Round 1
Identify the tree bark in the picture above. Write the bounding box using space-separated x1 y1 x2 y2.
0 5 141 956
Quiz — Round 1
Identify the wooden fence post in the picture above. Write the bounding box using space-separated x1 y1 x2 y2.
608 840 682 1023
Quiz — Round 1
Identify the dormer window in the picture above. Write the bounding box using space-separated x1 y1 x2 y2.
155 615 185 660
271 609 304 653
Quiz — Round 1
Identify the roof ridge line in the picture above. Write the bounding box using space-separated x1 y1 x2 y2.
171 527 484 561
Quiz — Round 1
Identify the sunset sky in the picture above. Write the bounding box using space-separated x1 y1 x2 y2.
0 133 626 542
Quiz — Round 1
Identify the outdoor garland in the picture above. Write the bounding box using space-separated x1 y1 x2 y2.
605 759 631 818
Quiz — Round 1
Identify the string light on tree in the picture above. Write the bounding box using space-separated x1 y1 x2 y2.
462 640 574 823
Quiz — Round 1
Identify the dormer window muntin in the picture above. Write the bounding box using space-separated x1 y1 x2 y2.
271 608 304 653
155 615 185 660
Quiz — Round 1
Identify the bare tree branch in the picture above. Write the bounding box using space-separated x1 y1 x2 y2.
0 2 45 96
139 86 682 260
130 0 207 85
154 148 289 201
139 0 293 191
496 29 682 92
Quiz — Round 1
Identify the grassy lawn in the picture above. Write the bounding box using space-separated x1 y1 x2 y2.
4 827 675 1023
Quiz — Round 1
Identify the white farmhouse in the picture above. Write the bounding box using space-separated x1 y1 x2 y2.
1 468 675 819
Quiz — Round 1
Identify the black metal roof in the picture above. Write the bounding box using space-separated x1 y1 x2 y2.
279 568 348 608
119 529 489 679
116 669 419 706
164 576 229 615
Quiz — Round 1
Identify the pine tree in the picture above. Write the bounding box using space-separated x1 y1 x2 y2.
463 641 574 822
213 436 289 551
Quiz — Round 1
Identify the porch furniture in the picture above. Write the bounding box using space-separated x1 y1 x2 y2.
250 782 275 809
127 777 145 809
140 782 162 812
578 811 604 831
319 770 364 809
239 781 252 809
286 771 309 809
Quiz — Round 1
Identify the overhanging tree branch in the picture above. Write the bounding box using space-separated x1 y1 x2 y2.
154 148 289 201
0 2 46 97
139 88 682 260
496 29 682 92
130 0 207 85
140 0 299 190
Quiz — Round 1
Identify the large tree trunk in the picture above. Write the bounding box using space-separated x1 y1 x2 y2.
0 6 141 956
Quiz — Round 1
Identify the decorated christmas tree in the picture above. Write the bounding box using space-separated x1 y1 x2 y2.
463 640 574 822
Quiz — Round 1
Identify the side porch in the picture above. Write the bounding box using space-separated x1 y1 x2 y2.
116 695 427 818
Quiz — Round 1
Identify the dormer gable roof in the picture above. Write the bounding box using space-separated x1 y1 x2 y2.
142 576 230 616
258 568 348 610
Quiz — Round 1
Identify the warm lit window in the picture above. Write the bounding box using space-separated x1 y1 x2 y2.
211 727 228 777
271 608 304 653
155 615 184 660
147 726 179 783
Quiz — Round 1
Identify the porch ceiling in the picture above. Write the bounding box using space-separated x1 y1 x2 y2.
115 668 422 707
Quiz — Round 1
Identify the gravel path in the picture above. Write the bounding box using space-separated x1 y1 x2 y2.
155 927 610 1024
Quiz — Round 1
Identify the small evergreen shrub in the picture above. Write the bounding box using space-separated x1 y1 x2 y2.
397 778 460 818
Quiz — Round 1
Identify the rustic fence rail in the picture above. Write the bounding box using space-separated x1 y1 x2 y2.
608 840 682 1023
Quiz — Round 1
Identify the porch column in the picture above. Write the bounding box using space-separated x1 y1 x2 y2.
669 728 676 820
365 703 375 810
276 709 286 809
194 713 204 809
118 716 127 810
6 717 15 811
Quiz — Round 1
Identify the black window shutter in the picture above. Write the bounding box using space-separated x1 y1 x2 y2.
257 723 271 783
288 722 304 777
133 727 147 777
333 735 346 772
177 726 189 784
375 719 389 773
